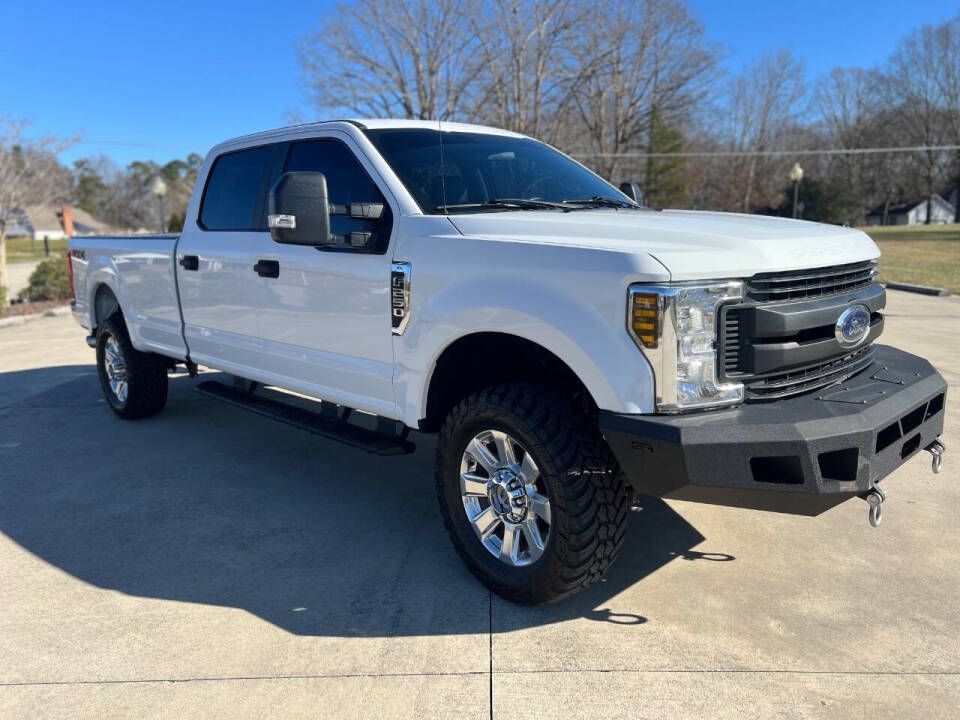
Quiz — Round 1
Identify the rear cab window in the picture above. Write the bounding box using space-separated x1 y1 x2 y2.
199 145 276 231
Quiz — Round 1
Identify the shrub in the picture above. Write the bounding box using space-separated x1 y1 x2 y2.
168 211 185 232
27 256 72 302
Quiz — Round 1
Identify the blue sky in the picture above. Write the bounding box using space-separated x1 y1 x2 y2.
3 0 958 168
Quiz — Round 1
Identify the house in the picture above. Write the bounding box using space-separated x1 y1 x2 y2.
944 188 959 216
66 206 116 235
6 205 116 240
864 195 956 226
20 205 69 241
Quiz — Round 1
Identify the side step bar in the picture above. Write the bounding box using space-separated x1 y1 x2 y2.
195 381 415 456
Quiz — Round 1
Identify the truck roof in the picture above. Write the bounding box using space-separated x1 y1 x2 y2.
351 119 526 137
214 119 526 154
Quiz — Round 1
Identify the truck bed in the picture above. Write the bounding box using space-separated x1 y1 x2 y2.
69 233 187 360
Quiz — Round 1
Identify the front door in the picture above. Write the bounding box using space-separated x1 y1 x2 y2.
248 133 397 417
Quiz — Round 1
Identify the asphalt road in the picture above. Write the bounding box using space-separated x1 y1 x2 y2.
1 290 958 719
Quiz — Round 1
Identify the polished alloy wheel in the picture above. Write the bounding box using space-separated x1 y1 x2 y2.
103 336 129 404
459 429 552 566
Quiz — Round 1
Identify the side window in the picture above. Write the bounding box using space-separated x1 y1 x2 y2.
284 139 393 253
199 145 274 231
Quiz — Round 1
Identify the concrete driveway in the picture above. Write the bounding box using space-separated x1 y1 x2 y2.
0 290 957 719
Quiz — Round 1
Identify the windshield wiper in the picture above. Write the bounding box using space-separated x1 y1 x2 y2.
435 198 571 213
561 196 643 209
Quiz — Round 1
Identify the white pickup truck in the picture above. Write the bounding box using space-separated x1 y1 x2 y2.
68 119 947 604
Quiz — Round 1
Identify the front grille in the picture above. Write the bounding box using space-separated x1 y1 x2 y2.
746 261 877 302
719 261 884 402
740 346 876 400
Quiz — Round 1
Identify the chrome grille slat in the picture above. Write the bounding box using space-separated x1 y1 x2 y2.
753 265 876 285
754 275 874 296
746 261 877 302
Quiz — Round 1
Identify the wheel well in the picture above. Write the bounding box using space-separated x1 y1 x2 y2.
93 284 121 326
91 284 176 370
420 332 596 432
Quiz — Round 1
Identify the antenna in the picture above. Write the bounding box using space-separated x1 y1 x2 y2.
437 115 448 214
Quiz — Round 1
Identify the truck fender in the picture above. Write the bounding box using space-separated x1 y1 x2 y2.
85 262 123 330
400 276 657 425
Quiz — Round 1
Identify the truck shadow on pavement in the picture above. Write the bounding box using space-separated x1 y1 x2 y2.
0 367 734 637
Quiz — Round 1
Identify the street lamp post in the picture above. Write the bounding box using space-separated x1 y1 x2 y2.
789 163 804 219
150 176 168 233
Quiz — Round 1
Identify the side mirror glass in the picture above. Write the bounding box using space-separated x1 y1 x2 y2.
619 181 644 205
268 172 334 246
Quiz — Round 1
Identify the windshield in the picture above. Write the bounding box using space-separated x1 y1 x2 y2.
363 128 631 213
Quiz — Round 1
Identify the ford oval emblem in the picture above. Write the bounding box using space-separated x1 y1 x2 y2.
835 304 872 348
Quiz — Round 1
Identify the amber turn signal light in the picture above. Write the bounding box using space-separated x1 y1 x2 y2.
631 291 660 348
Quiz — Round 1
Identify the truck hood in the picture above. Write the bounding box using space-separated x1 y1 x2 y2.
447 209 879 280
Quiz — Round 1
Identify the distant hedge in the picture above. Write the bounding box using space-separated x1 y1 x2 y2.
27 256 71 302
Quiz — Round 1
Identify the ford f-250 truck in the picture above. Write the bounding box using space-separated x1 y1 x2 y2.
68 119 948 604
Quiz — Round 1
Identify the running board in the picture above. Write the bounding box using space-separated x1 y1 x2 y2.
195 381 415 456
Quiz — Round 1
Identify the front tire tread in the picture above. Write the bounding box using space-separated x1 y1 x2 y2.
435 382 628 604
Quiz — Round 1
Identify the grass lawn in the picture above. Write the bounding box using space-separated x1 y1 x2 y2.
3 236 68 264
860 224 960 294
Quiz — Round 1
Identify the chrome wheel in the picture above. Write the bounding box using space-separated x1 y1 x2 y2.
103 336 129 404
460 429 552 567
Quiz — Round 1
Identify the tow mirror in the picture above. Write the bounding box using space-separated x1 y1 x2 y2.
619 182 644 205
268 172 334 246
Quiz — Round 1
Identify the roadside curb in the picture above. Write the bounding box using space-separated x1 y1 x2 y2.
0 305 71 329
884 282 952 297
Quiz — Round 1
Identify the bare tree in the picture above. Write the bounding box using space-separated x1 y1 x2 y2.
294 0 957 221
564 0 719 181
719 50 806 212
298 0 477 120
883 15 958 224
467 0 584 138
815 67 895 223
928 12 960 221
0 117 77 302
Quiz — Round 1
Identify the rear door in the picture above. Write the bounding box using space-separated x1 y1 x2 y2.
177 144 279 374
249 133 398 416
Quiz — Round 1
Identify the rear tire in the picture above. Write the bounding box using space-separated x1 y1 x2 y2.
435 383 628 604
96 315 168 419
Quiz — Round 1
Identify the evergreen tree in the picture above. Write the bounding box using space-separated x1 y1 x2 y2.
644 108 691 208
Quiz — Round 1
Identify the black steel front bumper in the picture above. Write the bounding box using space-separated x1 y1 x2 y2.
599 345 947 516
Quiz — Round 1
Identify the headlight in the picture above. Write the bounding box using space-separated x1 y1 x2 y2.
628 281 744 412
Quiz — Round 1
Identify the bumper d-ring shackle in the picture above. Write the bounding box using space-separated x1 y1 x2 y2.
926 439 945 474
864 485 886 528
862 439 946 528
